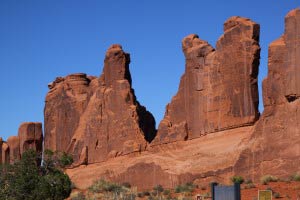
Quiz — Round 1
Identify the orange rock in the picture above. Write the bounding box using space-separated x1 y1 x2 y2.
18 122 43 155
233 8 300 181
153 16 260 145
2 142 9 164
7 136 20 163
44 45 156 164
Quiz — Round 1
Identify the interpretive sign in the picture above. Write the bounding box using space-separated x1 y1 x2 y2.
258 190 272 200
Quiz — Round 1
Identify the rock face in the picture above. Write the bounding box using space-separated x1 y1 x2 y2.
2 142 9 164
1 122 43 164
153 17 260 144
18 122 43 155
233 8 300 180
7 136 20 163
44 44 156 164
4 8 300 191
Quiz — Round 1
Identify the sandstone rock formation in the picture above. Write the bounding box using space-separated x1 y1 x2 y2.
2 142 9 164
233 8 300 181
3 8 300 192
0 138 2 164
7 136 20 163
153 16 260 145
66 9 300 190
1 122 43 164
18 122 43 155
44 44 156 164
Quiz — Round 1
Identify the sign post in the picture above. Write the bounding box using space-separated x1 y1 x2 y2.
258 190 272 200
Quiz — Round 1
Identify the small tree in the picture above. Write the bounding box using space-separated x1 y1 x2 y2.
230 176 244 184
0 149 71 200
153 184 164 196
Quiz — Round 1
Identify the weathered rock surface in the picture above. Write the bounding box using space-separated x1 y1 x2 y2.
153 17 260 145
7 136 20 163
2 142 9 164
67 126 252 190
3 8 299 192
44 45 156 164
0 138 2 164
18 122 43 155
233 8 300 181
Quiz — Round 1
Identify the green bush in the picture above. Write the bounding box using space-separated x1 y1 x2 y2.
230 176 244 184
163 189 170 196
59 152 73 167
290 173 300 181
0 149 71 200
175 182 195 193
153 184 164 194
260 175 279 185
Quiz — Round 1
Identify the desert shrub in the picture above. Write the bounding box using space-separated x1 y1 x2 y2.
290 173 300 181
43 149 73 169
163 189 170 196
87 179 137 200
153 184 164 193
59 152 73 167
230 175 244 184
88 179 124 194
260 175 278 185
175 182 195 193
0 149 71 200
273 192 280 198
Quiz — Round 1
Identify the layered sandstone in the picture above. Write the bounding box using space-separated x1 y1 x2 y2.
153 17 260 145
44 45 156 164
67 126 252 190
233 8 300 180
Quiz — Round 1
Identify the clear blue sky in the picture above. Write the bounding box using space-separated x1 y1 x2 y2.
0 1 299 140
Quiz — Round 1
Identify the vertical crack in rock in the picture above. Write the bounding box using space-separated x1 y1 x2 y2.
44 44 156 164
234 8 300 181
153 16 260 145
